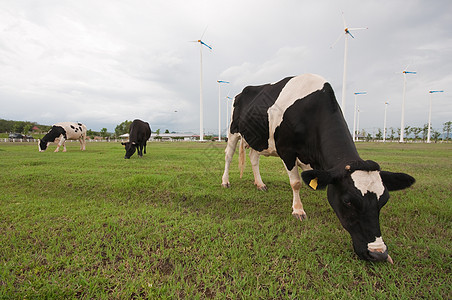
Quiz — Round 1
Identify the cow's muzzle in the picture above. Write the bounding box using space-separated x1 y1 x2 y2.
367 237 393 263
368 249 393 264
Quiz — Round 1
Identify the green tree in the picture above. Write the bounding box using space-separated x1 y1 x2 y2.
412 127 422 140
165 129 170 134
23 124 32 134
389 127 395 141
404 126 411 140
100 128 108 138
432 130 441 143
115 120 132 137
443 121 451 141
155 129 161 136
375 128 382 140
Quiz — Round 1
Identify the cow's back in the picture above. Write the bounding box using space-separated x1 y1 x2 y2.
129 119 151 144
54 122 86 140
230 77 293 151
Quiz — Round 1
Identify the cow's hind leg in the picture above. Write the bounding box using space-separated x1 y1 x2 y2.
249 149 267 191
222 133 240 188
285 163 307 221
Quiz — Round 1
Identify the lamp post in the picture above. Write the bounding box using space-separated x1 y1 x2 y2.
353 92 367 141
217 80 230 141
400 70 416 142
383 101 389 142
427 90 444 143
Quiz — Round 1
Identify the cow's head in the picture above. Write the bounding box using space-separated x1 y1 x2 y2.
121 142 136 159
38 139 49 152
302 160 415 263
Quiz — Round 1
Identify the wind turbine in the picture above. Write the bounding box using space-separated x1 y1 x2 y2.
331 11 368 116
383 101 389 142
427 90 444 143
353 91 367 141
191 29 212 141
399 68 416 142
217 80 230 141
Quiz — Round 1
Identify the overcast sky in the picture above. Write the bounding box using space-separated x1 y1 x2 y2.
1 0 451 135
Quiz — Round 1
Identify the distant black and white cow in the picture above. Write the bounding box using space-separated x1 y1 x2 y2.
222 74 415 263
38 122 87 152
121 119 151 159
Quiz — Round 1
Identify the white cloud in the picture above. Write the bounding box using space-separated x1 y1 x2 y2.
0 0 451 133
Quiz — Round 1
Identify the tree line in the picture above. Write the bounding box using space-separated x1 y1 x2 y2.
0 119 52 134
357 121 451 142
2 118 451 142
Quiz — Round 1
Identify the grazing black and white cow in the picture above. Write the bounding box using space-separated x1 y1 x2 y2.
222 74 415 262
38 122 87 152
121 119 151 159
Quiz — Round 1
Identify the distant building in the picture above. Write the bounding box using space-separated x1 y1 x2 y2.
151 133 196 141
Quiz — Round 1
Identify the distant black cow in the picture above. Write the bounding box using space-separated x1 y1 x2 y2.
222 74 415 263
121 119 151 159
38 122 87 152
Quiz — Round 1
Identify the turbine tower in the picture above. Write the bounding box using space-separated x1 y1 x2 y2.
427 90 444 143
192 30 212 141
331 12 368 116
353 91 367 142
217 80 230 141
399 69 416 142
225 96 233 134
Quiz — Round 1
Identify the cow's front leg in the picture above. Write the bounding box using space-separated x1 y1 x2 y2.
249 149 267 191
55 137 66 152
79 137 86 151
62 141 67 152
285 164 307 221
222 133 240 188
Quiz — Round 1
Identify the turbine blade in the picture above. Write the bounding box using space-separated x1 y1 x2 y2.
201 25 208 39
200 40 212 50
331 32 344 48
348 27 368 31
341 11 347 28
347 30 355 39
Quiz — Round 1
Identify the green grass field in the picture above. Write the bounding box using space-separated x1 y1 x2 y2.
1 141 451 299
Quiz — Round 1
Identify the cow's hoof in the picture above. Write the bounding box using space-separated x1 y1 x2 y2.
54 150 59 153
221 183 231 188
256 185 268 191
292 211 307 221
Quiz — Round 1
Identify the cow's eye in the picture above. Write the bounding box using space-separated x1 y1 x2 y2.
342 197 352 207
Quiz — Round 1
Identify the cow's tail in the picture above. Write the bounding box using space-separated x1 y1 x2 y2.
239 137 245 178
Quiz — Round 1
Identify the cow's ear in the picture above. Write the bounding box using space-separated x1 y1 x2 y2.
380 171 415 191
301 170 332 190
